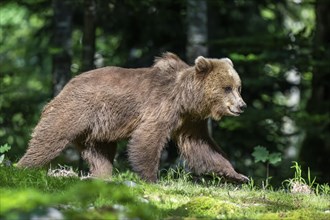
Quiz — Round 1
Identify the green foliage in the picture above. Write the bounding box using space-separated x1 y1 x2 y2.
252 146 282 189
0 144 11 166
0 143 11 154
252 146 282 165
0 2 52 159
252 146 270 163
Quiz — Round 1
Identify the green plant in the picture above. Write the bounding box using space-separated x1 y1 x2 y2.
161 165 192 183
0 143 11 166
318 183 330 195
246 176 256 190
291 162 316 187
252 146 282 189
282 161 318 194
209 172 223 186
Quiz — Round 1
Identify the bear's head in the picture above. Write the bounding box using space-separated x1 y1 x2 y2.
195 56 247 120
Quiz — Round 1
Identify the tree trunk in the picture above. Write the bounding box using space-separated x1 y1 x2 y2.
186 0 208 63
52 0 73 96
300 0 330 183
82 0 96 72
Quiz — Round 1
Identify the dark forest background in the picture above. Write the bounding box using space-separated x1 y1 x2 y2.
1 0 329 185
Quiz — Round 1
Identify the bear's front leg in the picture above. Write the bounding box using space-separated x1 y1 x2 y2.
127 121 171 182
175 118 249 183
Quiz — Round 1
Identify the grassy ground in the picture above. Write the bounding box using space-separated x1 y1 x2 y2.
0 166 329 220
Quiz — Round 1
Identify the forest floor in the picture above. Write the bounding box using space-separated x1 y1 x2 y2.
0 166 329 220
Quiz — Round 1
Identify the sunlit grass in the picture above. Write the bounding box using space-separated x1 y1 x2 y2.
0 166 329 219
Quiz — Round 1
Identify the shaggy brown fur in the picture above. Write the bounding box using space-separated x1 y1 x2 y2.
17 52 248 183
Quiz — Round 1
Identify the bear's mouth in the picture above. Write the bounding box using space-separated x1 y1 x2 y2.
228 107 241 116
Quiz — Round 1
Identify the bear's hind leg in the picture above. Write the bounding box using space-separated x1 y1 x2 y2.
127 123 170 182
81 141 117 179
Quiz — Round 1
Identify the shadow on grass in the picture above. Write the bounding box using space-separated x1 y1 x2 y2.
0 167 159 220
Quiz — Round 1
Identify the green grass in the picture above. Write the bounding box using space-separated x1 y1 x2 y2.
0 166 329 219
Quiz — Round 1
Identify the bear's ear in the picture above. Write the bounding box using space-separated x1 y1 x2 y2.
195 56 213 75
221 58 233 67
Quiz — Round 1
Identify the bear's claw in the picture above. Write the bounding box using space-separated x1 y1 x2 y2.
237 174 249 183
225 173 249 183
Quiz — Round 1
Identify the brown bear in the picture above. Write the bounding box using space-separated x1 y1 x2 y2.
17 52 248 183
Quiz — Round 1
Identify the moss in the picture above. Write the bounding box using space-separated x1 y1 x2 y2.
258 209 330 220
172 196 240 218
0 189 52 213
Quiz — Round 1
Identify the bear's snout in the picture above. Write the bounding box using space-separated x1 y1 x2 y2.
238 101 247 112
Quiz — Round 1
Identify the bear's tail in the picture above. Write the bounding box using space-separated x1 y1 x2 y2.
17 137 70 168
17 114 73 168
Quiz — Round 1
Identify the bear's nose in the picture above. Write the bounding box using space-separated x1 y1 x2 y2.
239 103 247 111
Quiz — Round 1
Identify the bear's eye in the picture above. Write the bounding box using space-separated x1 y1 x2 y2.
224 86 232 93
